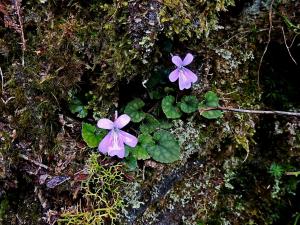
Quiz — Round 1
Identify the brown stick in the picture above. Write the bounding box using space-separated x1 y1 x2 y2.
200 106 300 117
19 153 49 170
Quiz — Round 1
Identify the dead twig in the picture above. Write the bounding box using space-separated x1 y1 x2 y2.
19 153 49 170
200 106 300 117
281 26 297 65
257 0 274 87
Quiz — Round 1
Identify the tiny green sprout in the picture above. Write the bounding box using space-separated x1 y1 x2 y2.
269 163 285 178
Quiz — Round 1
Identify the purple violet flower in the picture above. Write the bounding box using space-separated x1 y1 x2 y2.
97 112 138 158
169 53 198 90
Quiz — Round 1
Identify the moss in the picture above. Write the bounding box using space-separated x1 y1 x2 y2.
160 0 235 40
0 0 299 224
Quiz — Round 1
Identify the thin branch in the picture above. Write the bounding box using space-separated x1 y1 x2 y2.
200 106 300 117
19 153 49 170
257 0 274 87
281 26 297 65
0 67 3 93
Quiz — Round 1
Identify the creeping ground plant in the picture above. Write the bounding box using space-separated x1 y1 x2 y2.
169 53 198 90
97 112 138 158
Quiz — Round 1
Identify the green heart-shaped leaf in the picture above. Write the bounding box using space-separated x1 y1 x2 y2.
161 95 182 119
179 95 199 113
124 98 146 123
199 91 223 119
140 114 160 134
147 130 180 163
199 104 223 119
159 120 173 129
148 89 164 100
139 133 155 148
131 146 150 160
205 91 219 107
126 134 154 161
82 123 105 148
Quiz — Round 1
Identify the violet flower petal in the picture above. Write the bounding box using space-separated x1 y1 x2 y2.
97 119 114 130
182 53 194 66
179 80 192 90
172 56 183 67
184 81 192 89
169 69 180 82
98 130 112 154
114 114 130 129
108 147 125 158
184 68 198 83
107 131 125 158
178 71 191 90
119 130 138 148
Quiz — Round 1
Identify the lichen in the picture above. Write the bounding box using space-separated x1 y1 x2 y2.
57 153 125 225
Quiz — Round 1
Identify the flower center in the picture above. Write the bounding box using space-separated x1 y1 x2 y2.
113 127 119 133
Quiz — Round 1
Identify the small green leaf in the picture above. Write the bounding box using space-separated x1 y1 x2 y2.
159 120 173 129
124 156 138 171
199 107 223 119
69 99 88 118
82 123 104 148
125 146 130 157
147 130 180 163
131 146 150 160
179 95 199 113
126 134 153 160
199 91 223 119
205 91 219 105
199 101 223 119
76 107 88 118
140 114 160 134
204 91 220 107
139 133 155 148
161 95 182 119
148 89 163 100
124 99 146 123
